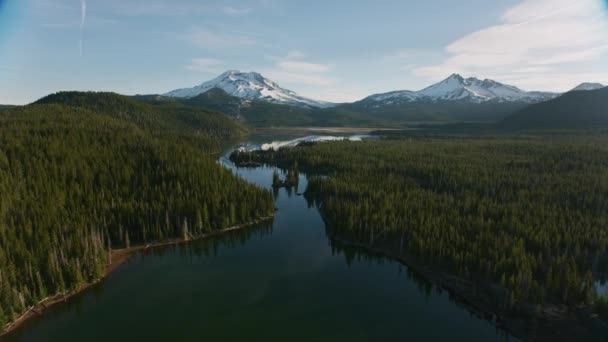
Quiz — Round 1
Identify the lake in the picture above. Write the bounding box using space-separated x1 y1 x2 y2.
3 136 517 341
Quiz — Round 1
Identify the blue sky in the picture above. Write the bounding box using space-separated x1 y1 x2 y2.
1 0 607 104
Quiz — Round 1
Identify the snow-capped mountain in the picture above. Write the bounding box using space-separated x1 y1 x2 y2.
361 74 559 105
164 70 334 108
570 83 605 92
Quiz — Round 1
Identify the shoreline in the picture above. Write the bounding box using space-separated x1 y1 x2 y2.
0 215 274 337
252 126 403 135
329 233 608 342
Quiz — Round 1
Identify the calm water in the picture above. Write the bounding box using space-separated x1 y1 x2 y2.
3 138 517 342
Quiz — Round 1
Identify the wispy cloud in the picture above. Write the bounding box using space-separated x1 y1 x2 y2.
186 58 224 73
79 0 86 56
285 50 305 59
222 6 252 16
413 0 608 91
277 61 330 74
111 1 210 16
264 51 336 86
182 27 257 48
383 48 437 72
80 0 86 27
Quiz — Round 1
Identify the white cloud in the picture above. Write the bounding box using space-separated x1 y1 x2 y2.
79 0 86 56
263 52 336 87
384 48 432 61
413 0 608 91
222 6 251 16
80 0 86 28
300 86 373 103
277 61 330 74
183 28 257 48
266 70 336 87
285 50 305 59
186 58 224 73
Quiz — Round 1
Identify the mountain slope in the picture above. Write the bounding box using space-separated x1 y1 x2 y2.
335 74 561 123
500 87 608 130
180 88 244 118
164 70 335 108
159 73 603 127
172 88 401 127
360 74 558 105
571 83 605 92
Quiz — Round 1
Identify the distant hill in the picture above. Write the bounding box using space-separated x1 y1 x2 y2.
571 83 605 92
170 88 404 128
135 88 320 127
165 87 526 127
181 88 244 118
160 72 565 127
36 91 246 139
500 87 608 130
335 99 529 123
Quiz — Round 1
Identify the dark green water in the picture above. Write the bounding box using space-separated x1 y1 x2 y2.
3 140 517 342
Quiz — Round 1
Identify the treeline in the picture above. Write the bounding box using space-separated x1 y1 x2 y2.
0 101 273 328
236 135 608 309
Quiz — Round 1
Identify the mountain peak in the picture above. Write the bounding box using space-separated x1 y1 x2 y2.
362 74 558 104
447 73 465 81
164 71 335 108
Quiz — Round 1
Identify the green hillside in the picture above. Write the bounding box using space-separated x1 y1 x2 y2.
0 98 274 328
181 88 243 118
37 91 247 140
500 87 608 130
168 88 403 128
341 100 528 123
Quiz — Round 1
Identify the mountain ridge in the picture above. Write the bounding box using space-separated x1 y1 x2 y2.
360 74 559 105
164 70 604 111
164 70 335 109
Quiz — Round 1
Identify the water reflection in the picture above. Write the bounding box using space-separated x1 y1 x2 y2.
4 139 518 342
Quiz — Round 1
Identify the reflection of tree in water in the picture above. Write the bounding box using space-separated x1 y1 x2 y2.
328 237 435 300
139 221 274 260
271 165 300 198
327 234 514 341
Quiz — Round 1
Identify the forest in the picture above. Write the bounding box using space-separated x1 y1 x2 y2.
0 97 274 328
231 133 608 312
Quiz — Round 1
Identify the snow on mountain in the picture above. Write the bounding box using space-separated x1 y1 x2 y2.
570 83 605 92
164 70 335 108
362 74 559 105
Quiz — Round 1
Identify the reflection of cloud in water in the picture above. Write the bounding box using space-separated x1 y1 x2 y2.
261 135 373 151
